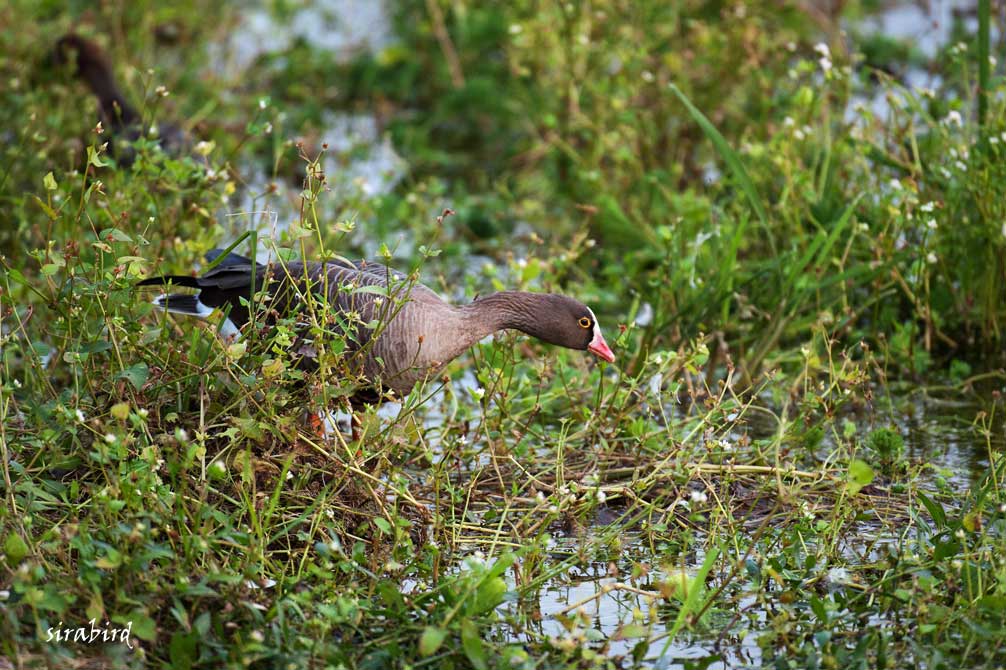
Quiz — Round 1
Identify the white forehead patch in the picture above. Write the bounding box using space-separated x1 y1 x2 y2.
587 307 601 341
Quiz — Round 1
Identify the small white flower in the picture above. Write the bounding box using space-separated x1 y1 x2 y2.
992 136 1001 145
889 178 902 191
943 110 963 127
955 160 967 172
75 409 86 422
155 85 169 97
689 489 708 504
826 567 850 584
926 218 937 230
286 470 294 480
138 407 149 418
818 57 833 73
793 128 806 141
813 43 830 58
104 433 117 443
548 505 559 514
641 70 655 83
259 98 268 110
596 490 607 504
921 201 935 213
927 252 938 264
535 491 546 504
783 116 795 128
470 387 485 401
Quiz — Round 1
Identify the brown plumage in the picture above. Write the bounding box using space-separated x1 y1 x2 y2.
51 33 188 165
138 250 616 405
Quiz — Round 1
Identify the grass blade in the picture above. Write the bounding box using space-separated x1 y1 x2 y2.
668 83 772 252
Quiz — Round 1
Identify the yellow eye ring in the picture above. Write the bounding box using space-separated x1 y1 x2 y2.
578 317 592 329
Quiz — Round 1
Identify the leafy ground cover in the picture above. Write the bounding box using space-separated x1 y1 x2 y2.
2 0 1006 667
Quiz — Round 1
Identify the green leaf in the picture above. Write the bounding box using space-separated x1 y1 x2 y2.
193 612 211 637
663 545 719 649
668 83 768 234
461 620 488 670
32 196 58 220
43 171 58 191
846 459 875 494
917 491 947 529
99 228 133 243
418 626 447 657
810 596 828 622
934 540 961 561
80 339 113 355
4 532 29 565
127 611 157 641
352 284 393 297
473 576 507 615
373 517 392 535
87 144 108 168
86 592 104 621
617 623 648 639
116 363 149 390
169 631 197 670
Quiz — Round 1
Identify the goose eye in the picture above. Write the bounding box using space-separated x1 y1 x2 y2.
578 317 592 329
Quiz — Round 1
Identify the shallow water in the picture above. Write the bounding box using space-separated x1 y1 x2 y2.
523 382 1003 667
209 0 406 259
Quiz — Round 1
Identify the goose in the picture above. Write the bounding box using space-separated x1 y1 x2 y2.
138 250 615 412
52 33 188 165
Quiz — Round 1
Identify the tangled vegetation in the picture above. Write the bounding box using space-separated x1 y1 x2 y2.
2 0 1006 667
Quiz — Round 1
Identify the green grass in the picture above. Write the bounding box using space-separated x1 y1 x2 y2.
3 0 1006 668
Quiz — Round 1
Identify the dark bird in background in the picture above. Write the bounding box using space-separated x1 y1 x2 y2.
51 33 188 165
138 250 616 419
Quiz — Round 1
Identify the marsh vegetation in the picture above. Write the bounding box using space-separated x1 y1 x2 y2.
2 1 1006 667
